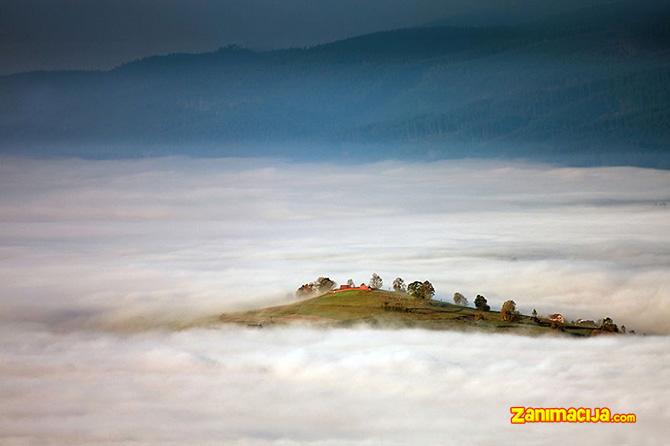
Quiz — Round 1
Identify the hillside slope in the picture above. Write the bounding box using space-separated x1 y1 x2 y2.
218 290 601 337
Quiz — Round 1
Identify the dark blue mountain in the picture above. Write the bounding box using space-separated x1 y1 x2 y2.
1 2 669 166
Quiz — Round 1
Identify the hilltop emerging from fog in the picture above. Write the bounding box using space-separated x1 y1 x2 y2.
218 288 626 337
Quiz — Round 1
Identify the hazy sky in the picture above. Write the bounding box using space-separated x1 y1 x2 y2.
0 0 623 74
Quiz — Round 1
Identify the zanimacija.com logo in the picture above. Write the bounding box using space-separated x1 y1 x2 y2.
510 407 636 424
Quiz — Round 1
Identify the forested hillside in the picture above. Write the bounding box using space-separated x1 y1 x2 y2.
1 2 669 165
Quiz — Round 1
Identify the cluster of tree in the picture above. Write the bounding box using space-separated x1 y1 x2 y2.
389 276 434 299
295 276 632 334
455 293 525 322
451 291 632 334
407 280 435 300
599 317 619 333
454 292 492 312
296 277 336 297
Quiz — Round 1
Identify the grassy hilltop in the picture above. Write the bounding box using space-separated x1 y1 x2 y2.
219 289 600 337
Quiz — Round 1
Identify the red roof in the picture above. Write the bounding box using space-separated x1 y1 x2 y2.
332 283 371 293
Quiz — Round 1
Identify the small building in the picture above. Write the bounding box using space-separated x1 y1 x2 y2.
576 319 596 327
332 283 371 293
548 313 566 325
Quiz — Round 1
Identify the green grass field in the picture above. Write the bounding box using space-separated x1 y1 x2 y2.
218 290 602 337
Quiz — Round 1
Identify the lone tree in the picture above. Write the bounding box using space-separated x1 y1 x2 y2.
531 309 538 322
407 280 435 300
474 295 491 311
369 273 383 289
500 300 518 322
453 292 468 306
346 279 355 287
392 277 406 292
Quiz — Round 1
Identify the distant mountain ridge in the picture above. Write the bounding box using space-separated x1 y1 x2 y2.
1 2 669 165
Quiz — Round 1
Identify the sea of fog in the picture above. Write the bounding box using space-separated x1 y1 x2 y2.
1 156 669 444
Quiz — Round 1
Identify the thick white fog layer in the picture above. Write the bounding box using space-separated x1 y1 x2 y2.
1 157 669 445
1 326 669 445
1 157 669 332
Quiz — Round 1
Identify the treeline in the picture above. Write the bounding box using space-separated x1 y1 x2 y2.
3 7 670 165
296 273 632 334
348 68 670 150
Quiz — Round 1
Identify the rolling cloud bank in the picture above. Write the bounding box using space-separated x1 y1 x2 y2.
1 157 669 332
0 156 669 444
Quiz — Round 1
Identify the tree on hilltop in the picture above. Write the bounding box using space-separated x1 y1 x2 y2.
421 281 435 300
407 281 421 297
600 317 619 333
500 300 519 322
296 283 315 297
296 276 336 297
369 273 383 289
453 292 468 306
315 277 336 293
474 295 490 311
407 280 435 300
392 277 406 292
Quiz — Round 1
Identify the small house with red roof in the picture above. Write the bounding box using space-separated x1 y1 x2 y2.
332 283 371 293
